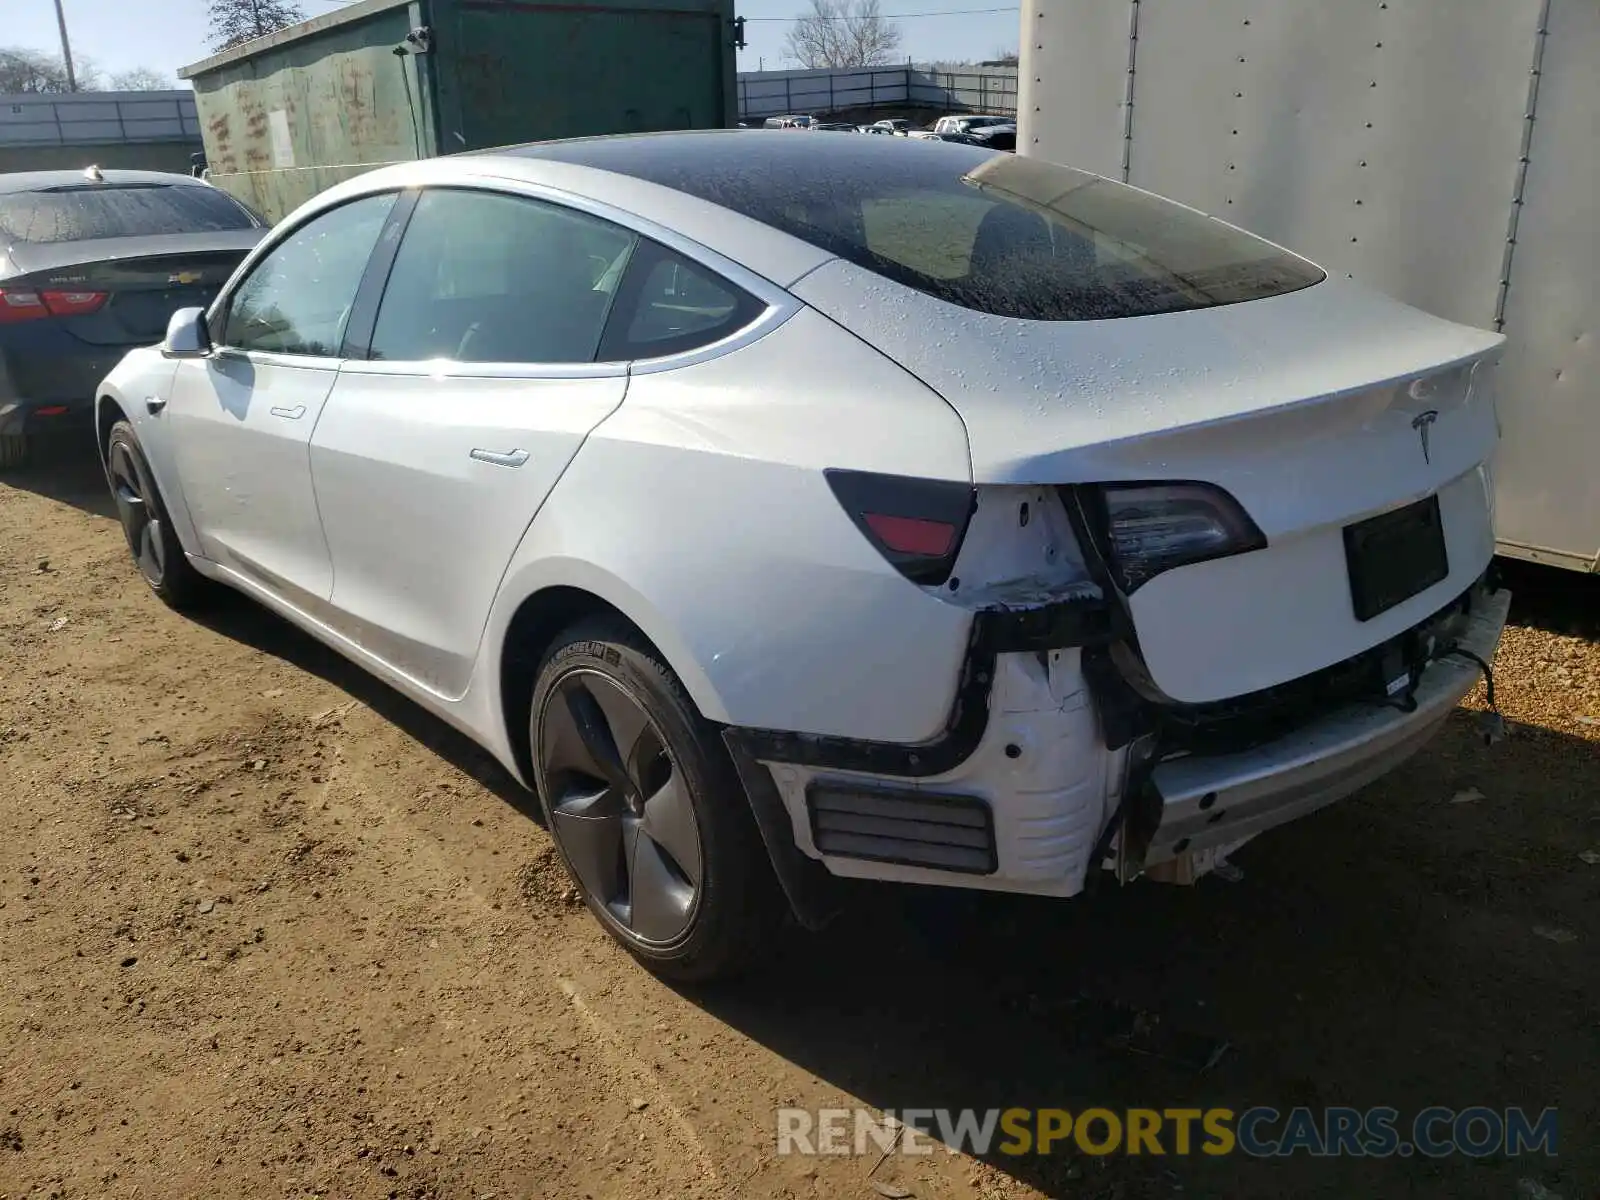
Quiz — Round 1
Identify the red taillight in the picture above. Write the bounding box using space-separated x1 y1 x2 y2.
862 512 958 557
826 468 975 586
34 406 70 417
43 290 108 316
0 288 49 322
0 288 108 321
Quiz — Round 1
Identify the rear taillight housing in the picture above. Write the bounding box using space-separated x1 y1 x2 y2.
43 290 108 316
1096 482 1266 593
826 468 975 585
0 289 48 323
0 288 108 322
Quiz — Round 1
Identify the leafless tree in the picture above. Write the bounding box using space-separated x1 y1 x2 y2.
208 0 308 52
0 46 102 93
784 0 903 70
109 66 176 91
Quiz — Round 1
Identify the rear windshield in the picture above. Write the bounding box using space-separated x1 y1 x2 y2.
0 184 260 245
525 136 1323 321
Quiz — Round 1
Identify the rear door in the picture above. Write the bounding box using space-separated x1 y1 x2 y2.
166 192 398 610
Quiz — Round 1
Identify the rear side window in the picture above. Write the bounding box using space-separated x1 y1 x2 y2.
0 184 259 244
368 188 637 364
598 241 765 361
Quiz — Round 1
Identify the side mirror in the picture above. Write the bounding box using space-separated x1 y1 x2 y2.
163 306 212 358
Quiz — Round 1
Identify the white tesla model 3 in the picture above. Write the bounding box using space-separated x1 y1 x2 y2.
95 131 1510 980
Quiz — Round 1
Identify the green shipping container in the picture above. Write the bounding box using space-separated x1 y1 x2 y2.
179 0 739 222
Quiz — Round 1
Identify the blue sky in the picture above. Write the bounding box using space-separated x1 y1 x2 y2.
11 0 1022 83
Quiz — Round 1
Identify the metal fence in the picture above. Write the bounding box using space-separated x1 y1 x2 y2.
736 66 1017 120
0 91 201 147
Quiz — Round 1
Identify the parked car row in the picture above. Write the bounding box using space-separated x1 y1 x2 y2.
746 114 1016 150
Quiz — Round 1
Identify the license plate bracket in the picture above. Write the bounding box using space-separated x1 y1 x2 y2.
1343 494 1449 622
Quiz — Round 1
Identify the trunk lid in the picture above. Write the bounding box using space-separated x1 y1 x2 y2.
794 266 1505 702
6 231 263 346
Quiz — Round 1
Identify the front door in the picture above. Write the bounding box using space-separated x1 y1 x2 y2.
166 192 397 608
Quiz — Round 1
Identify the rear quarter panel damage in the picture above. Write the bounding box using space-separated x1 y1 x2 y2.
480 308 980 745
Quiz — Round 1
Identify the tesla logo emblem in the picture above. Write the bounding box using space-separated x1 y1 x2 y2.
1412 409 1439 464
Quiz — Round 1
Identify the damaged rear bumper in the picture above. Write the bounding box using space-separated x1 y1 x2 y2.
1137 584 1511 870
725 570 1508 924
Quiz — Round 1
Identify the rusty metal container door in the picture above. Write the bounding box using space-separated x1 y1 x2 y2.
434 0 733 151
184 0 430 223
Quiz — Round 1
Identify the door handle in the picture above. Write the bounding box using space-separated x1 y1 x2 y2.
269 404 307 420
470 447 530 468
145 396 166 415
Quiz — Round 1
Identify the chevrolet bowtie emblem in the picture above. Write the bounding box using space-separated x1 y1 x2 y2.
1412 409 1439 465
168 270 202 285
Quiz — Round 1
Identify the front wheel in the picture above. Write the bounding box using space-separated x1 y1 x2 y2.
105 420 211 610
530 617 783 982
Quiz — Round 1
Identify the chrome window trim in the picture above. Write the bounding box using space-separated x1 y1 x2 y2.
213 346 344 372
337 357 630 381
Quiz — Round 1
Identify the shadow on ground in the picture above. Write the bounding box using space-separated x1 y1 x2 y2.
192 577 1596 1199
191 589 539 821
3 431 118 522
697 713 1597 1199
1502 558 1600 640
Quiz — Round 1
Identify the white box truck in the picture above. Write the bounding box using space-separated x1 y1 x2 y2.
1019 0 1597 573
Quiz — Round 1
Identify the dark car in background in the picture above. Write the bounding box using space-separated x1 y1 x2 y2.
0 168 266 467
929 124 1017 152
962 125 1017 152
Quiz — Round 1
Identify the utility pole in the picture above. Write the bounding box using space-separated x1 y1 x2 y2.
52 0 79 91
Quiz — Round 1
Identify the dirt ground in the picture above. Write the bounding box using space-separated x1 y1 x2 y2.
1 441 1596 1200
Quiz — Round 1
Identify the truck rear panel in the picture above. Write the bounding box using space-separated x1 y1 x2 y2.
1019 0 1600 572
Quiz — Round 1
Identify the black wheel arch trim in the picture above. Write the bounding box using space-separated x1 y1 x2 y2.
722 735 843 931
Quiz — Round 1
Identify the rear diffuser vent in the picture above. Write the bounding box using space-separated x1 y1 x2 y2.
806 784 997 874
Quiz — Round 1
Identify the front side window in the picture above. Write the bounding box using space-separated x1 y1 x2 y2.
368 188 637 364
220 193 396 356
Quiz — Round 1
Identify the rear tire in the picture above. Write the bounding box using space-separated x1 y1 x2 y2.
530 616 784 983
0 432 28 470
105 420 211 611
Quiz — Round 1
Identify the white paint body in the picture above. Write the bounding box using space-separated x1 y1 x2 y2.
99 142 1508 900
1019 0 1600 573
